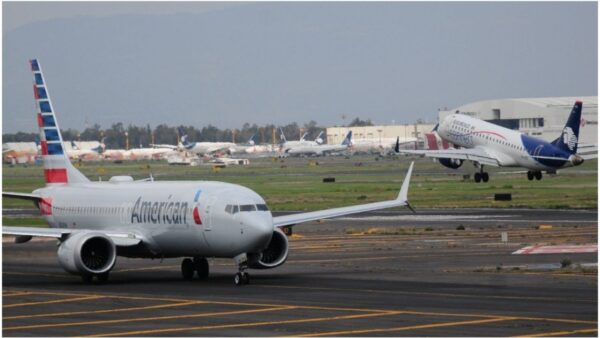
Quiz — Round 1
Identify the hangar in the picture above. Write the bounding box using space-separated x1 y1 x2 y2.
438 96 598 145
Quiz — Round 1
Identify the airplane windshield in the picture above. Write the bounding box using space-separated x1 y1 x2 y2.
240 204 256 212
256 204 269 211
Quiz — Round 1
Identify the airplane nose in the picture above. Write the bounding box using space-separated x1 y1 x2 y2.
244 215 274 251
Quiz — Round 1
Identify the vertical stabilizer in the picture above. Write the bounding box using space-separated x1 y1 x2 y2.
30 59 89 185
341 131 353 146
552 101 582 155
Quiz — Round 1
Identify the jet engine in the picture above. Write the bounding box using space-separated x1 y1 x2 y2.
438 158 463 169
248 229 289 269
57 232 117 276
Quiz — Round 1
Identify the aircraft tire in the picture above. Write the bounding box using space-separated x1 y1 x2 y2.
527 171 534 180
242 272 250 285
482 172 489 182
474 173 481 183
194 257 209 279
234 272 243 286
181 258 195 280
535 171 542 180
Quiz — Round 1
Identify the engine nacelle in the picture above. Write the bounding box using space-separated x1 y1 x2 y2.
438 158 463 169
248 229 289 269
57 232 117 276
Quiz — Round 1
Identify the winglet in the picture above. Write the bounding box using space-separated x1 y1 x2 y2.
398 161 414 203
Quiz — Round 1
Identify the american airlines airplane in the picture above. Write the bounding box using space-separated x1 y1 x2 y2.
397 102 594 182
2 60 415 285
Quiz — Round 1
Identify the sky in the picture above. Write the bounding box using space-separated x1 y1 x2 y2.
3 2 598 133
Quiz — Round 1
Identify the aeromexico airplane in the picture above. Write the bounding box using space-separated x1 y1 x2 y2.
2 60 414 285
397 101 595 182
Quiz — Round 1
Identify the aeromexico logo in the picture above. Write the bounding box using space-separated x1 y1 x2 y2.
130 196 189 225
562 127 577 151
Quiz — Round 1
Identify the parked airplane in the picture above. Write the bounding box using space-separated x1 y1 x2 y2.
2 59 415 286
3 142 39 164
64 140 103 161
279 129 324 153
286 131 352 156
352 136 418 154
396 101 594 182
154 128 236 156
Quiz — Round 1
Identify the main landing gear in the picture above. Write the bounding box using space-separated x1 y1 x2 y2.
81 272 110 283
181 257 209 280
473 165 489 183
527 171 542 181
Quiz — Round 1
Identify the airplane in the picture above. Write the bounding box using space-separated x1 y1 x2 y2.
2 59 415 286
279 129 324 154
63 140 103 161
154 128 236 156
3 142 39 164
351 136 418 154
396 101 595 182
285 131 352 157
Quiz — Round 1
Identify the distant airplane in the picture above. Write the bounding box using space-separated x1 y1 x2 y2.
3 142 39 164
286 131 352 156
396 101 596 182
2 59 415 286
351 136 418 154
154 128 236 156
279 128 323 153
63 141 103 161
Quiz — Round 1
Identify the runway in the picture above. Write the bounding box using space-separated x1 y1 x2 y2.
3 208 597 336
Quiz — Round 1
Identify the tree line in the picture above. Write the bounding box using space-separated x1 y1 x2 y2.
3 118 373 149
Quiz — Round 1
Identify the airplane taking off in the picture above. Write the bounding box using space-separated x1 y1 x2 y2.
2 60 415 285
396 102 595 182
286 131 352 156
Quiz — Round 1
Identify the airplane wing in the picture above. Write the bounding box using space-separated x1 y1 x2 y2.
3 192 42 202
2 226 142 246
273 162 414 228
150 144 178 150
399 147 501 167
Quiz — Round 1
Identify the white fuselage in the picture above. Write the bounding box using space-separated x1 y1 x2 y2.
437 114 571 170
37 181 274 258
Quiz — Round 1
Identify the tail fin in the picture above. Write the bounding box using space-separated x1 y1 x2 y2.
300 132 308 141
551 101 582 154
177 127 192 147
341 130 353 146
30 59 89 185
248 134 256 146
279 128 287 144
315 131 324 144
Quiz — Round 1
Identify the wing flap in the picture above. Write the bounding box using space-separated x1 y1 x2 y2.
2 226 142 247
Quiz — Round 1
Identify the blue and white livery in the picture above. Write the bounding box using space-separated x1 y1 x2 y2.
398 102 595 182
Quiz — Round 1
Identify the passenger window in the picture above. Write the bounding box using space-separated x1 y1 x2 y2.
256 204 269 211
225 205 233 214
240 204 256 212
232 205 239 214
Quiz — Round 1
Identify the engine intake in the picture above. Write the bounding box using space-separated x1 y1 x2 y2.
57 232 117 275
248 229 289 269
439 158 463 169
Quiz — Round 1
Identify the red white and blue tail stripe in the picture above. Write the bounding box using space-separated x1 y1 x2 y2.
31 59 89 185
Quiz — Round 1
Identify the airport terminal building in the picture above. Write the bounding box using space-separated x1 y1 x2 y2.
438 96 598 145
326 123 436 146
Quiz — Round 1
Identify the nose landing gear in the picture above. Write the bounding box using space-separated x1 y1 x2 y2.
233 253 250 286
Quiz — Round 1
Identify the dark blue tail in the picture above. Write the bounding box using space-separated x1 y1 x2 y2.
551 101 582 154
341 131 353 146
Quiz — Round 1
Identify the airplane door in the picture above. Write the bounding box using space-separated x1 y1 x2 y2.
203 196 215 231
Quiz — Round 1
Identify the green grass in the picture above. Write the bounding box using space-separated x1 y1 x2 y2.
2 217 47 227
2 156 597 211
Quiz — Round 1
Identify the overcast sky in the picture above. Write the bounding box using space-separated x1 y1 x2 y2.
3 2 597 133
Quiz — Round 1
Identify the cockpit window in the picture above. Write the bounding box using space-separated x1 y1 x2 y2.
225 204 239 214
240 204 256 212
256 204 269 211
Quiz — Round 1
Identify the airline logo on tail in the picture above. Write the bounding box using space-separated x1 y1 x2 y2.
562 126 577 152
31 59 68 184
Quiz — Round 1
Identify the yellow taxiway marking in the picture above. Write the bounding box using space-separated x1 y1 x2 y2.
255 284 595 304
3 295 104 309
3 271 73 279
513 327 598 337
111 265 179 273
88 310 403 337
298 317 515 336
5 305 295 331
2 291 32 297
3 300 203 321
